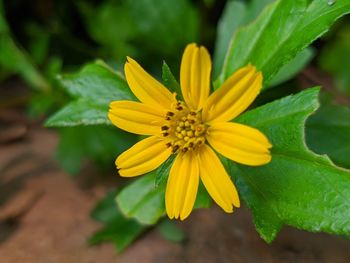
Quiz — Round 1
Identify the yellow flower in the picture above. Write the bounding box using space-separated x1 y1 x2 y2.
108 43 272 220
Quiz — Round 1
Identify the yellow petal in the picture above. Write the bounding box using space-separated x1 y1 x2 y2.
165 151 199 220
108 101 166 135
116 136 172 177
125 57 176 110
197 145 240 212
207 122 272 166
202 65 262 123
180 43 211 110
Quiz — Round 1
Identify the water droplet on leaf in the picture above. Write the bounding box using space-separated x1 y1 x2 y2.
327 0 336 6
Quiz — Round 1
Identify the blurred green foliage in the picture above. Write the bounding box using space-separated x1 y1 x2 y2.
0 1 50 91
157 219 185 243
306 94 350 169
319 17 350 96
78 0 199 70
89 189 147 252
56 126 137 175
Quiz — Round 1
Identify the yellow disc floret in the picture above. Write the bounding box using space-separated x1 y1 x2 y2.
162 101 207 153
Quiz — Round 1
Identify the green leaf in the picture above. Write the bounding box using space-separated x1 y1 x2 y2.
306 97 350 169
89 190 146 252
226 87 350 242
45 99 110 127
56 126 137 175
116 172 166 225
47 61 136 127
217 0 350 88
319 23 350 96
58 62 135 104
162 62 182 100
213 0 274 77
157 220 185 243
155 154 176 188
213 0 314 88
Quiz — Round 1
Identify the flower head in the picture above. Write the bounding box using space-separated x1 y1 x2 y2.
108 43 272 220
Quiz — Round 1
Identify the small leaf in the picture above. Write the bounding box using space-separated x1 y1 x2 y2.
162 62 183 100
45 99 110 127
155 154 176 188
116 172 166 225
157 220 185 243
48 61 137 127
58 62 135 104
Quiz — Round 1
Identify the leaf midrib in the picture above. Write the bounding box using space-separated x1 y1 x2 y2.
222 0 280 79
260 2 350 69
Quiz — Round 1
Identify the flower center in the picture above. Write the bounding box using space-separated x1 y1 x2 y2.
161 101 207 153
